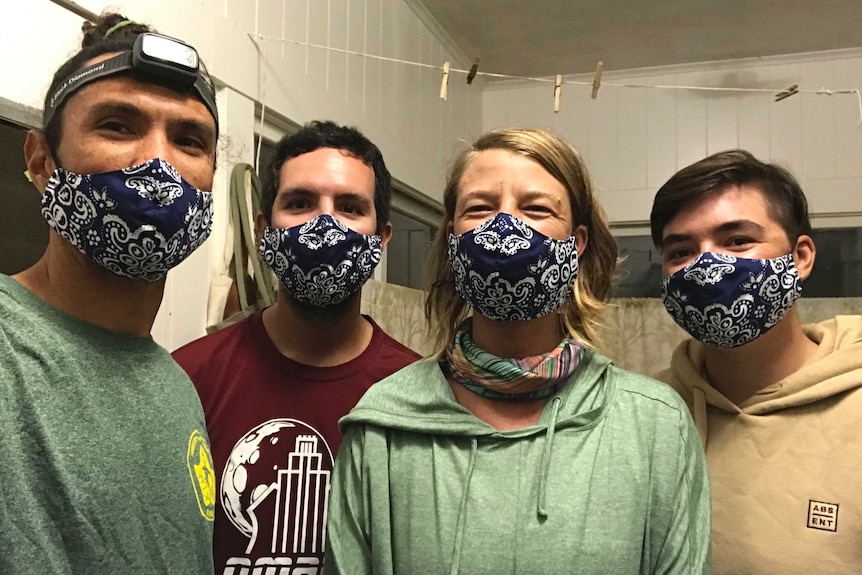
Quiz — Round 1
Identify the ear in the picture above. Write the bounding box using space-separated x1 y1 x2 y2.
379 222 393 250
23 130 57 193
255 212 269 241
573 224 589 258
792 234 816 280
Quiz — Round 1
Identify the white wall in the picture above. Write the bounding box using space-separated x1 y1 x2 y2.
0 0 483 349
1 0 482 200
483 51 862 228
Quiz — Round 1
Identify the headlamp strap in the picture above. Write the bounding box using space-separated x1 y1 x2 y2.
44 37 219 131
46 52 135 116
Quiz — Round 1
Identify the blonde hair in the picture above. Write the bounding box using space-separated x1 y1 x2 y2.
424 128 618 356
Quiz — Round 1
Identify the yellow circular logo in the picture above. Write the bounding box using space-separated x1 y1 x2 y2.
187 429 216 521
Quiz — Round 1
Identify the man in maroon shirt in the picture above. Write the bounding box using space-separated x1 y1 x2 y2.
173 120 420 575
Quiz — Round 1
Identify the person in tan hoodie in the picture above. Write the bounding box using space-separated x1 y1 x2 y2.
649 149 862 575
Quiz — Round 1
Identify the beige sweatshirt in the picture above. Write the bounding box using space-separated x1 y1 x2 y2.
656 315 862 575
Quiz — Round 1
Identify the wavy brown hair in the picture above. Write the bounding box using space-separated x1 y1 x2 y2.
424 128 618 356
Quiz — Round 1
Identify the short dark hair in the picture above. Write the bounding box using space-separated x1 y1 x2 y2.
261 120 392 234
650 149 811 246
42 12 217 161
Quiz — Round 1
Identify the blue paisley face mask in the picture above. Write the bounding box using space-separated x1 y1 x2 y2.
40 158 213 281
661 251 803 348
448 212 579 321
260 214 382 307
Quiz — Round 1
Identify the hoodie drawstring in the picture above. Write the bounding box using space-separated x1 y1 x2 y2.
692 386 708 447
537 395 562 518
450 396 562 572
449 437 478 575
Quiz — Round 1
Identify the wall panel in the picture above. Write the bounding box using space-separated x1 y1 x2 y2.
675 71 709 171
484 51 862 224
705 69 738 155
799 61 835 180
645 74 678 190
618 87 648 192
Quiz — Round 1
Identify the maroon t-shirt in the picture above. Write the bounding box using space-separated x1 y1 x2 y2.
172 311 419 575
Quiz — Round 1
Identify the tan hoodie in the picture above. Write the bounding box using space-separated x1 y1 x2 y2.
656 315 862 575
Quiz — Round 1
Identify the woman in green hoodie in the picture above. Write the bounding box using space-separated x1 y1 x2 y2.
325 128 712 575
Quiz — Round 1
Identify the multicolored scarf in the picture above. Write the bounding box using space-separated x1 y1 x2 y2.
441 323 583 401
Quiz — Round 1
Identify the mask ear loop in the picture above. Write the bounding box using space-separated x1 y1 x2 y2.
558 276 579 342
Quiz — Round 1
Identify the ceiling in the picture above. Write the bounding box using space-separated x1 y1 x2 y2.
417 0 862 79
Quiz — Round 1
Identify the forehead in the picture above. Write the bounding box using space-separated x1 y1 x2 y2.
278 147 374 195
459 149 563 192
63 73 216 130
663 185 776 235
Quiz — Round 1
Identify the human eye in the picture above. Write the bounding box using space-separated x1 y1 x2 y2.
175 125 216 156
525 203 553 215
340 203 364 216
727 236 754 249
277 193 311 212
664 247 693 263
462 202 492 215
334 193 371 217
286 198 310 210
98 119 133 135
175 135 206 152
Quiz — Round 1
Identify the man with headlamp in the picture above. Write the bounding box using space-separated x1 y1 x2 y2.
0 13 218 573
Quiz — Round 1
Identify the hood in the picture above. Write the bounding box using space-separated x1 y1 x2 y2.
665 315 862 444
339 349 615 438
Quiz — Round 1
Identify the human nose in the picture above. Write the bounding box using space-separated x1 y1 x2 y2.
697 241 719 256
496 197 518 217
316 197 337 218
137 131 173 165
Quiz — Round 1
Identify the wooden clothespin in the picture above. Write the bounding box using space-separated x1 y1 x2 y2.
554 75 562 113
774 84 799 102
440 61 450 100
591 61 603 100
466 57 481 85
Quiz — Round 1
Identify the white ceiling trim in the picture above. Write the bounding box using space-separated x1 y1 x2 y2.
402 0 472 69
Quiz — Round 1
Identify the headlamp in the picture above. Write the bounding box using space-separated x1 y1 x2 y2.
45 33 218 131
134 33 199 86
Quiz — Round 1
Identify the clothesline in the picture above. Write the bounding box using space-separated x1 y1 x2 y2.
246 33 862 126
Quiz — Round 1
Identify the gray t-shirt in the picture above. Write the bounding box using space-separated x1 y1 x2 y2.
0 274 214 574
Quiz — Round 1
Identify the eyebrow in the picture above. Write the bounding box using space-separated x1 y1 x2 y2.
460 189 562 204
460 189 495 199
661 219 766 246
278 187 373 206
521 189 564 204
87 101 143 120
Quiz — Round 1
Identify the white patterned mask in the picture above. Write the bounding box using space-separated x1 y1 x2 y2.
448 213 579 321
661 251 803 348
260 214 382 307
40 158 213 281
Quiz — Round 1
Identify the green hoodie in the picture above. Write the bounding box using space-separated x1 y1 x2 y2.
325 351 712 575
